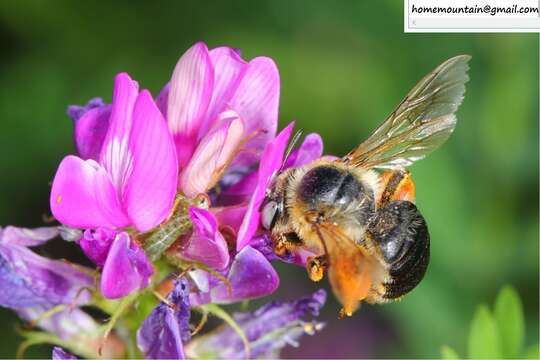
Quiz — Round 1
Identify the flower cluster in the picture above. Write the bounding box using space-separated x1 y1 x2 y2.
1 42 327 359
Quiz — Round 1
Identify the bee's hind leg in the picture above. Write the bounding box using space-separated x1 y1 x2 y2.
306 254 328 282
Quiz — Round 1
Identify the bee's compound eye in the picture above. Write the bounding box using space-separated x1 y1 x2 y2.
261 200 279 230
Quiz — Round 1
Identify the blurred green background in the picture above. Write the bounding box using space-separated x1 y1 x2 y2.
0 0 537 358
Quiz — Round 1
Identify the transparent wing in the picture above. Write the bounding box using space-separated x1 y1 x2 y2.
344 55 471 169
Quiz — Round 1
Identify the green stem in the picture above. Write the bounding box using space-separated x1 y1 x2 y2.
100 293 138 341
17 331 96 359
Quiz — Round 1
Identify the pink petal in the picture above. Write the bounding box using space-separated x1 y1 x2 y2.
198 47 247 137
101 232 153 299
181 207 230 270
213 205 247 235
216 172 258 206
167 42 214 169
155 82 170 118
79 228 116 266
50 155 129 229
284 133 323 169
236 123 294 251
210 246 279 304
73 105 112 161
123 90 178 232
179 111 244 198
100 73 139 191
230 57 280 167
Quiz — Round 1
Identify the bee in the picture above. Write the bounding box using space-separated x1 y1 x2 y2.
261 55 471 317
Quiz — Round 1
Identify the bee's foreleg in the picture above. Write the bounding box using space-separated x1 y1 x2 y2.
273 232 304 257
306 254 328 282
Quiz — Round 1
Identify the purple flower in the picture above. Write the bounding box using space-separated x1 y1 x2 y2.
0 226 93 309
67 98 111 161
0 227 120 357
161 42 280 196
79 227 116 266
189 246 279 306
284 132 324 168
251 234 314 267
137 278 190 360
52 347 77 360
236 122 295 251
215 171 258 206
100 232 154 299
51 73 179 297
67 97 106 122
178 207 230 270
186 290 327 359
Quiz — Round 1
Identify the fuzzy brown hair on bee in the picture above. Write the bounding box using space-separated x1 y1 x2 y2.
261 55 471 317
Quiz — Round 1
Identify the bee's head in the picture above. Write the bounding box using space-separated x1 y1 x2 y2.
261 198 280 230
260 172 288 230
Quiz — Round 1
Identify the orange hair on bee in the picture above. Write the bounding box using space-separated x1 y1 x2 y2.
316 223 372 316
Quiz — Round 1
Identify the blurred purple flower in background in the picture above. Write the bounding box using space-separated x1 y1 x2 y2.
186 289 327 359
52 347 77 360
0 226 92 309
137 278 191 359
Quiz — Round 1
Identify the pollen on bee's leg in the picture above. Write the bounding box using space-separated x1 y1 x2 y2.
306 255 327 282
273 237 289 257
338 304 356 319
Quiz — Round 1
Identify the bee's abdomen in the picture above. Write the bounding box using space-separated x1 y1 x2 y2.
366 200 430 300
297 165 374 217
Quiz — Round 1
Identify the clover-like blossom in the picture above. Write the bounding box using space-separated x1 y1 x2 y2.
186 289 327 359
2 41 333 359
50 73 178 298
158 42 280 197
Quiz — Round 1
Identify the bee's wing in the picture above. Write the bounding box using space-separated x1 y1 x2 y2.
313 221 372 316
344 55 471 169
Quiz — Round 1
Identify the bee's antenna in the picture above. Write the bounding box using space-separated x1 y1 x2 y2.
280 129 303 172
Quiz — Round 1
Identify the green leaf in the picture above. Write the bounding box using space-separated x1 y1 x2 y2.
468 305 502 359
440 345 460 359
494 286 524 358
523 344 539 359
